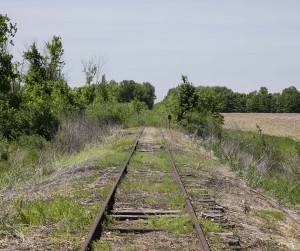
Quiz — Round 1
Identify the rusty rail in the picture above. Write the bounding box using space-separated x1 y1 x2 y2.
81 127 210 250
80 128 144 251
162 132 211 251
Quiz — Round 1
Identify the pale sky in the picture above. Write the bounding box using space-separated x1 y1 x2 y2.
2 0 300 101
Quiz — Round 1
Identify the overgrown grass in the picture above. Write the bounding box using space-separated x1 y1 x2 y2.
15 196 87 226
0 117 120 190
211 128 300 207
126 109 165 128
0 120 138 249
0 134 53 188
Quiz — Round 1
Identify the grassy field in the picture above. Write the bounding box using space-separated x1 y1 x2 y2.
222 113 300 140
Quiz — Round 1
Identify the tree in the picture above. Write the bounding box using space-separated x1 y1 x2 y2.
117 80 136 103
0 14 17 95
21 36 74 139
23 42 47 86
82 56 106 86
45 36 65 81
280 86 300 112
135 82 156 109
0 15 21 139
177 80 197 120
256 87 272 112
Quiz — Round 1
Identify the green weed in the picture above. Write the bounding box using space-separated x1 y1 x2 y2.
257 209 284 230
16 196 86 226
258 209 284 220
148 215 194 235
198 218 228 235
92 240 111 251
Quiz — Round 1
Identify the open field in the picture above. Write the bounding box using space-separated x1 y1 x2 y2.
222 113 300 140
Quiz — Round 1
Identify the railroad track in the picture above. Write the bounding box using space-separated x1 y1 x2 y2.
80 128 242 250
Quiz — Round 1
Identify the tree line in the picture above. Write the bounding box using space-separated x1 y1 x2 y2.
193 85 300 113
0 14 156 141
161 82 300 115
157 75 300 137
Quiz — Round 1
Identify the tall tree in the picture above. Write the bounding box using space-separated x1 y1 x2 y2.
0 14 17 95
45 36 65 81
23 42 46 86
21 36 72 139
280 86 300 112
0 15 21 139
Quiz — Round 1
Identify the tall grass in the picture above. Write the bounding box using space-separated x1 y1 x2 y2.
54 114 110 154
0 112 121 190
209 128 300 207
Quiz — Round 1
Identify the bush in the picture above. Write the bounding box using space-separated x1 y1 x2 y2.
179 111 223 139
86 102 132 126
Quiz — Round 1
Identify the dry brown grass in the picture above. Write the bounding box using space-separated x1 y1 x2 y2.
222 113 300 140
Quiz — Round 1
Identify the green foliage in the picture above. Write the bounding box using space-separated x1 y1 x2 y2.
130 99 147 114
159 76 224 138
179 111 223 138
8 46 158 140
176 81 198 120
164 84 300 113
0 14 17 95
45 36 65 81
0 97 21 139
20 86 58 140
0 15 21 139
116 80 156 109
20 37 77 139
280 86 300 112
86 101 133 126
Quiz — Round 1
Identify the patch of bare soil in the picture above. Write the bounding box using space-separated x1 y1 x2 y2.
140 127 161 144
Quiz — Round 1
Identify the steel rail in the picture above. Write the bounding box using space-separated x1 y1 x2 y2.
162 132 211 251
80 128 144 251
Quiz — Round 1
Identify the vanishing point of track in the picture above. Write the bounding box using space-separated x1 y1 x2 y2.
80 128 211 250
